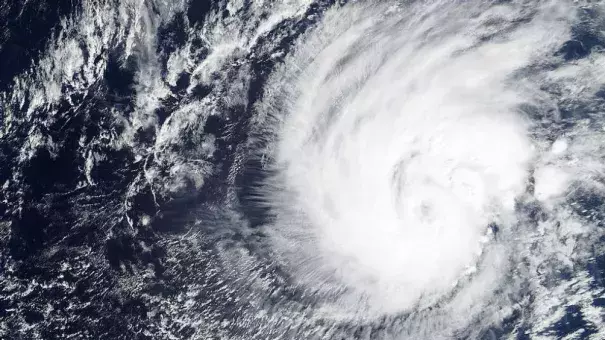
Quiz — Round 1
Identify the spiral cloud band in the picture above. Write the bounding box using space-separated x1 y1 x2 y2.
241 0 605 337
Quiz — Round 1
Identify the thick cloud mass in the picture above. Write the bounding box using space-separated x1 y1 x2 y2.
253 0 605 335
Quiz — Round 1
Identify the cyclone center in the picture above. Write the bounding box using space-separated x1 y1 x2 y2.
275 81 534 313
267 1 546 314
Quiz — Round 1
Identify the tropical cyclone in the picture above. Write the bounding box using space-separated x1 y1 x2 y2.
247 0 605 337
2 0 605 339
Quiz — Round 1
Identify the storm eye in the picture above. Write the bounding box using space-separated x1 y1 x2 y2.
419 201 434 221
